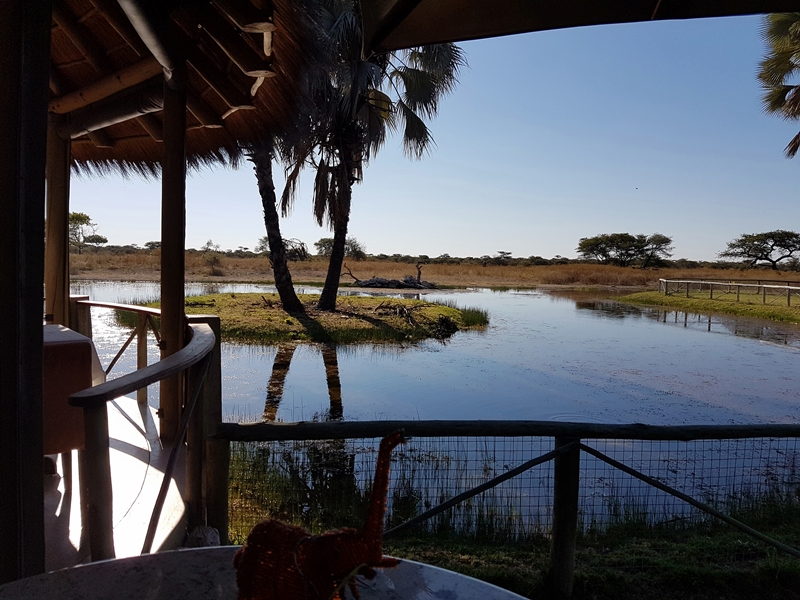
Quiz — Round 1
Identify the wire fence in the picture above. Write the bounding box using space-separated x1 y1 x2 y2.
228 434 800 557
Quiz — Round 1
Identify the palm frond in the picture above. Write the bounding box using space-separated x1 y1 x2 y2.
397 99 434 160
784 130 800 158
762 84 796 116
392 67 438 118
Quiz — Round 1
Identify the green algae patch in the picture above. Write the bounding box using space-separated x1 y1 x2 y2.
173 293 488 343
617 291 800 324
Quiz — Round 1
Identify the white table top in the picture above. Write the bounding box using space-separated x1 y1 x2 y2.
0 546 527 599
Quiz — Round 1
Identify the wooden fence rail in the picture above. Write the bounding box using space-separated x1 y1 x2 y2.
659 278 800 306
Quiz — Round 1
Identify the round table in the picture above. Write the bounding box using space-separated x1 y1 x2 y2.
0 546 527 599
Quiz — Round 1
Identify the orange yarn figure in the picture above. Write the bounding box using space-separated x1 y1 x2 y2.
234 431 406 600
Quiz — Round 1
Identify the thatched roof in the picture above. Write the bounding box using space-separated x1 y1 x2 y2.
51 0 321 177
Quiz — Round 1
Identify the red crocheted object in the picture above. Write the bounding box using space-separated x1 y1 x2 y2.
234 431 406 600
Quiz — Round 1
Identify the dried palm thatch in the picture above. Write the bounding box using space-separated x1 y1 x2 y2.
50 0 324 178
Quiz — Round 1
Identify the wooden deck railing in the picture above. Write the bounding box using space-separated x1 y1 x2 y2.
215 419 800 598
66 298 226 562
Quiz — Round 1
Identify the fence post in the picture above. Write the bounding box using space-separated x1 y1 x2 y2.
137 313 148 404
685 283 689 298
69 295 91 337
186 315 227 544
788 287 791 307
736 285 740 303
763 286 767 304
709 283 713 300
549 436 581 598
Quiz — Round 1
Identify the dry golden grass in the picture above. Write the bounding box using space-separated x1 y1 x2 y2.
70 252 797 289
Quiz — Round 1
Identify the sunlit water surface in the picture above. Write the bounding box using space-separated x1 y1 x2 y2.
71 282 800 426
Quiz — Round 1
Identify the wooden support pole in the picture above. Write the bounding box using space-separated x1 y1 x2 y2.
159 62 187 444
548 436 580 599
45 113 71 326
0 0 51 583
137 312 148 404
87 129 115 148
69 295 92 337
82 403 116 561
737 285 740 303
185 354 206 531
763 286 767 304
187 315 227 543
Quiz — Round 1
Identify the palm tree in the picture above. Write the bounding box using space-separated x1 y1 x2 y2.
248 140 305 314
759 13 800 157
285 0 467 311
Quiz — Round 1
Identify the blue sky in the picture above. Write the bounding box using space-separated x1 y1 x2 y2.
72 15 799 262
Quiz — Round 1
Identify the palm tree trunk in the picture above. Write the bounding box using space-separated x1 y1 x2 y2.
250 146 305 314
317 186 351 311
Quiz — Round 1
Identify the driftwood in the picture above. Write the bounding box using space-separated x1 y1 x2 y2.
341 264 436 289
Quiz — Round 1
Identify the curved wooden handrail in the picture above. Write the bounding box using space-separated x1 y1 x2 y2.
70 323 215 409
77 299 163 317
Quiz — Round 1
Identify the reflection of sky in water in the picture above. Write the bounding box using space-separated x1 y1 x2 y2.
72 283 800 426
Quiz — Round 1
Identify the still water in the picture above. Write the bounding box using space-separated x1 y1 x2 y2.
71 281 800 426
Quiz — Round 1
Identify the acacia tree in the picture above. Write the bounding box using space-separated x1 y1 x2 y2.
68 212 107 253
284 2 466 310
719 230 800 270
577 233 672 267
759 13 800 157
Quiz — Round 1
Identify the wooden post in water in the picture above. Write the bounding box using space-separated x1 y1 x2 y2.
685 282 690 298
44 113 71 326
159 62 187 444
709 283 713 299
549 437 580 598
736 285 740 303
763 286 767 304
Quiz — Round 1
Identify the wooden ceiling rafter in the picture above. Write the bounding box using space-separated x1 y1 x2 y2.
186 92 223 128
186 45 254 111
88 0 149 57
192 3 275 78
52 0 112 75
211 0 275 33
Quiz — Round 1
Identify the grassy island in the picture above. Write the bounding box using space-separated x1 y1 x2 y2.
146 293 489 343
617 291 800 324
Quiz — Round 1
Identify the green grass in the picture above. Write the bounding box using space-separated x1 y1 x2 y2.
117 293 488 343
618 291 800 324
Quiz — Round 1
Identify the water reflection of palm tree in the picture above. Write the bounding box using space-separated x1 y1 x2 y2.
263 343 344 422
321 344 343 421
263 344 296 422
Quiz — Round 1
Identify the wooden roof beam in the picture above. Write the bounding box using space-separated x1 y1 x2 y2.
87 129 115 148
117 0 182 89
60 82 163 139
52 1 112 75
186 92 223 128
194 4 274 78
211 0 275 33
137 114 163 142
88 0 150 57
49 56 162 113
